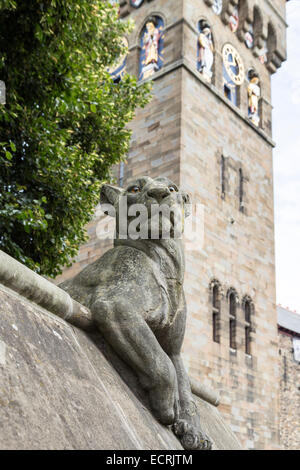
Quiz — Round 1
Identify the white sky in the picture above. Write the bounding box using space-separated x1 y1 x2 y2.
272 1 300 313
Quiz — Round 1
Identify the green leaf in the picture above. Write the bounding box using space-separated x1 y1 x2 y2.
10 142 16 152
5 151 13 160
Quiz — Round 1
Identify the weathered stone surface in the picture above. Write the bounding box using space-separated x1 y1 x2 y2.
278 328 300 450
0 283 241 450
0 250 93 331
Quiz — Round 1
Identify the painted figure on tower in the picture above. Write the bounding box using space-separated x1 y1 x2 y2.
245 24 254 49
247 70 260 126
144 19 160 66
229 7 239 33
258 40 268 64
139 17 164 81
197 22 214 83
130 0 144 7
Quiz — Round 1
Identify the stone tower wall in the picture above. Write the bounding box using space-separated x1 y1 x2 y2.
278 330 300 450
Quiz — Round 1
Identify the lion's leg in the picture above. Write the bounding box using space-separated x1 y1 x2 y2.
170 354 211 450
92 298 179 425
156 301 212 450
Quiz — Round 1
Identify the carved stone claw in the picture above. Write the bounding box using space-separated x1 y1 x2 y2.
173 419 189 436
197 431 212 451
172 419 212 450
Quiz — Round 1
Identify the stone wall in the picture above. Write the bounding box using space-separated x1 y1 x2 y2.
278 331 300 450
0 279 241 450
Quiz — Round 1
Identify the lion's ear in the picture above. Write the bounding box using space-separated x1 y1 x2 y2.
100 184 123 207
182 192 192 218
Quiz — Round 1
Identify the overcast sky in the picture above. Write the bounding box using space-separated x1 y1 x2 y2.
272 1 300 313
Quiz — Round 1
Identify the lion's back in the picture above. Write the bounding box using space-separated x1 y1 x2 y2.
60 245 162 312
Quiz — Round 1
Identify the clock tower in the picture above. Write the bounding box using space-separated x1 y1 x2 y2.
57 0 288 450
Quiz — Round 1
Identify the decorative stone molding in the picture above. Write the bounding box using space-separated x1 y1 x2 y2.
209 278 224 298
204 0 214 7
241 294 254 310
120 0 130 18
226 287 239 305
221 0 238 26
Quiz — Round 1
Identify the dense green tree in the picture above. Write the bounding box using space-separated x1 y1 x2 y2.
0 0 151 276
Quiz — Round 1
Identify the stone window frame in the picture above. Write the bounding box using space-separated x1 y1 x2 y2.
236 163 249 215
238 167 244 212
227 287 239 351
219 152 249 214
220 154 227 200
267 21 277 69
236 0 249 42
253 5 263 50
242 295 255 357
209 279 222 344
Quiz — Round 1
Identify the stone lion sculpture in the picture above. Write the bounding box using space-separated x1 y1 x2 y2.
60 176 212 450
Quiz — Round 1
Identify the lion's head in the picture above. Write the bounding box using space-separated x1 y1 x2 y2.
100 176 191 240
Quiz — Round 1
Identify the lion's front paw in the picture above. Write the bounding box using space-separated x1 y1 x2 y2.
172 419 212 450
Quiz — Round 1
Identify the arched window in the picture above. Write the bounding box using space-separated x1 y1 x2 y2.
239 168 244 211
221 155 226 198
139 16 165 81
237 0 248 32
204 0 223 16
267 22 277 65
210 280 221 343
253 6 263 49
243 296 254 355
197 20 214 83
228 289 237 350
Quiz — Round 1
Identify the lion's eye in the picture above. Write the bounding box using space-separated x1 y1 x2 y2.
169 186 176 192
129 186 140 194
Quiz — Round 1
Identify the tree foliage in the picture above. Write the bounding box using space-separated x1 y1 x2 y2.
0 0 151 276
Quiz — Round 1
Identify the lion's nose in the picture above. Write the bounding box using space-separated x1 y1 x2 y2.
147 187 170 202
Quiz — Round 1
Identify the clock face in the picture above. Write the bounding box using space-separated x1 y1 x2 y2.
222 44 245 85
130 0 144 8
212 0 223 15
